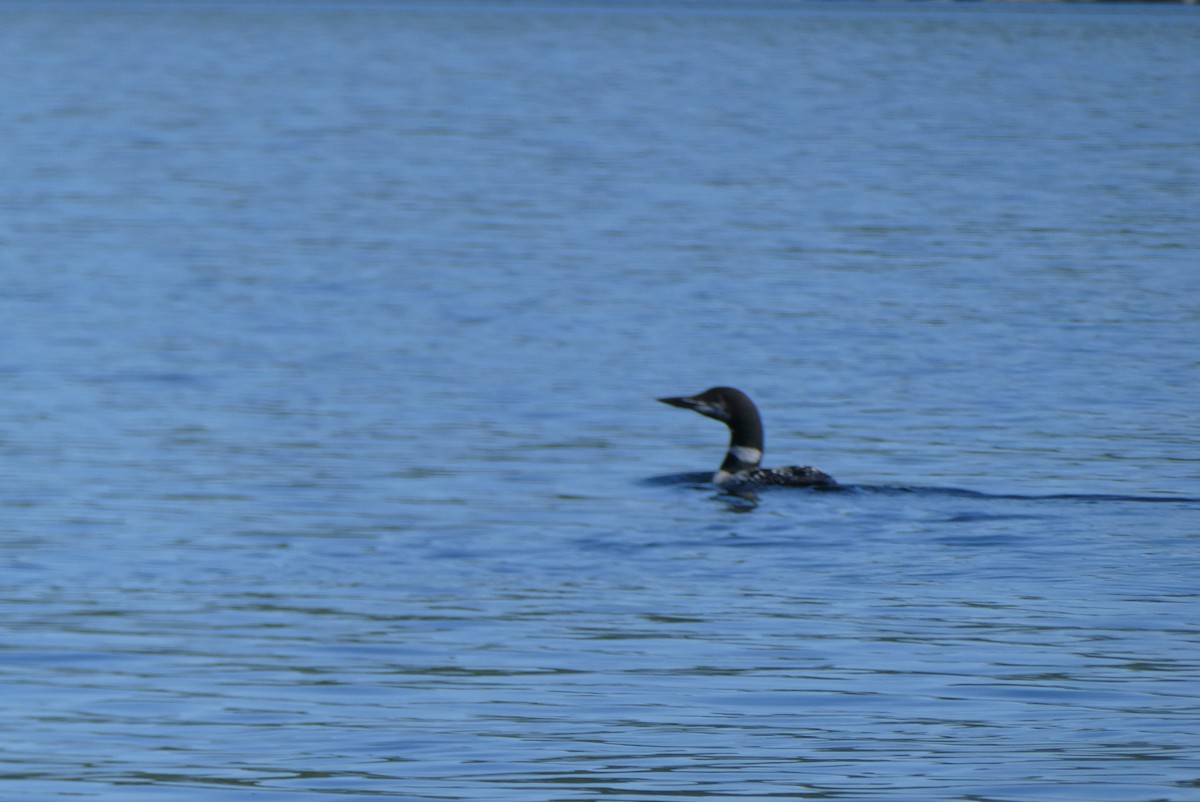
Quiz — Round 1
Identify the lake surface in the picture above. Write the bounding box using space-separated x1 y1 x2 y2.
2 2 1198 800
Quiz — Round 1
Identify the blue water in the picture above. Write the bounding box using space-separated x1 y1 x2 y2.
2 2 1198 800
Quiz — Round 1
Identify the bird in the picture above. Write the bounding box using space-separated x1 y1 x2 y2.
657 386 836 490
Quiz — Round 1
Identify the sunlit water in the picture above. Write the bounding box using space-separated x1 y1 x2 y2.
1 2 1198 800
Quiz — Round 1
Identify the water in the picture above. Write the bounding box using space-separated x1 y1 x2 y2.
2 2 1198 800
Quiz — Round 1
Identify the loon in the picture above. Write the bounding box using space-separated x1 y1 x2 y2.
658 386 837 489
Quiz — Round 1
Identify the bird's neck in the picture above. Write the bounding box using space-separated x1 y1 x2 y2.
718 414 764 475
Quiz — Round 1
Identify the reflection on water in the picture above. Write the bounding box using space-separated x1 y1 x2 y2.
2 2 1198 800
